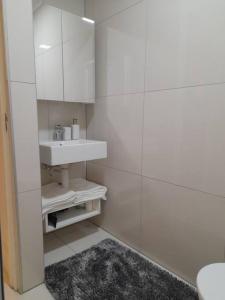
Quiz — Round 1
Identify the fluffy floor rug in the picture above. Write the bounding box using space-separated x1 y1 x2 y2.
45 239 198 300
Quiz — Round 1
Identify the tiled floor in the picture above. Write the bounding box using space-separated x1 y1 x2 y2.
4 284 54 300
4 221 195 299
44 221 112 267
4 221 114 300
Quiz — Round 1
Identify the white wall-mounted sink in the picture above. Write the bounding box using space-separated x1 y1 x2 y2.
39 139 107 166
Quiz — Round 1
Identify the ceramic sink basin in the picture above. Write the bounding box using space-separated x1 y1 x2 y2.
39 139 107 166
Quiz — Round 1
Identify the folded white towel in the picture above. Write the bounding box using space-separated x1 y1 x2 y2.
42 183 75 206
42 178 107 217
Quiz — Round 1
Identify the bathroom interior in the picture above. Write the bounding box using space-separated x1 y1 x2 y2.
0 0 225 299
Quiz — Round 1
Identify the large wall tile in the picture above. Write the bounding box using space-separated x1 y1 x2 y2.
142 85 225 197
48 101 86 140
18 189 44 291
37 100 86 185
44 0 84 16
37 101 49 142
3 0 36 83
141 177 225 284
85 0 143 24
95 1 145 97
10 82 41 193
145 0 225 91
87 163 142 250
87 93 143 174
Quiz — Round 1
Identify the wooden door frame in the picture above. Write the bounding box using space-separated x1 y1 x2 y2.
0 0 21 292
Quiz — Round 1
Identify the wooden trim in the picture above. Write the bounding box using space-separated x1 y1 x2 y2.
0 0 21 291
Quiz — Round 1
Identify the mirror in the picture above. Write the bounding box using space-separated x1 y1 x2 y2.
32 0 95 103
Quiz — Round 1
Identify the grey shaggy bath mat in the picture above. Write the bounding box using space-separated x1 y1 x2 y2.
45 239 198 300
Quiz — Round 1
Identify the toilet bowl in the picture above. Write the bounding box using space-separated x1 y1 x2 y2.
197 263 225 300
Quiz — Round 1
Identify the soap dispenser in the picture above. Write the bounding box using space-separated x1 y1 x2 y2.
71 118 80 140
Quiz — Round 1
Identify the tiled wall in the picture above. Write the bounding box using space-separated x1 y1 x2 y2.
37 101 86 185
34 0 84 15
85 0 225 284
3 0 86 292
3 0 43 292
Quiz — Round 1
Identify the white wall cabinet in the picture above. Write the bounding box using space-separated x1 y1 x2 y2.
34 4 95 103
34 5 63 101
35 45 64 101
62 11 95 103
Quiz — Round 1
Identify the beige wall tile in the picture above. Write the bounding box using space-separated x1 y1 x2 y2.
86 0 225 287
3 0 36 83
87 94 144 174
95 1 145 97
141 177 225 284
145 0 225 91
37 101 86 184
18 189 44 291
10 82 41 193
41 0 84 16
37 101 49 142
142 85 225 197
85 0 143 24
87 163 142 250
48 101 86 140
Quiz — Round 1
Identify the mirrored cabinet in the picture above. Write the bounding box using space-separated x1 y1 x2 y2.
33 2 95 103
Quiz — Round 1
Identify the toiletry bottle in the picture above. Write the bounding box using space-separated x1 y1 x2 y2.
54 125 63 141
63 127 72 141
71 118 80 140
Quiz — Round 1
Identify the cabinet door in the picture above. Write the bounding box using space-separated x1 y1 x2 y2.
34 5 63 101
62 11 95 103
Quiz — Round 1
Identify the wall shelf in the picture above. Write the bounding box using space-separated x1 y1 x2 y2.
42 178 106 233
44 198 101 233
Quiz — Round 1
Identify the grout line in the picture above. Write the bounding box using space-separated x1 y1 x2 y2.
94 0 144 26
141 174 225 200
88 221 197 290
88 161 225 200
94 79 225 100
10 80 36 85
85 104 88 179
52 231 77 254
18 187 41 195
45 221 196 289
95 90 145 101
145 80 225 94
139 0 148 244
60 10 65 103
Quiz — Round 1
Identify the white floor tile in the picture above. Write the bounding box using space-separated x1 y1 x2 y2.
4 284 53 300
5 221 194 300
44 233 74 266
55 221 111 254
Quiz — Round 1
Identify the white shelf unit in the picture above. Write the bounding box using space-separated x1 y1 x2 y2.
42 177 107 233
44 198 101 233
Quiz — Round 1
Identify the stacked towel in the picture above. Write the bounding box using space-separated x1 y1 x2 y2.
42 183 77 216
70 178 107 201
42 178 107 217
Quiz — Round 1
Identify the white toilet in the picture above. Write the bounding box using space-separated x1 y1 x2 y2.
197 263 225 300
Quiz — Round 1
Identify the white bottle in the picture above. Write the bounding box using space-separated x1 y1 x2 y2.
71 119 80 140
63 127 72 141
